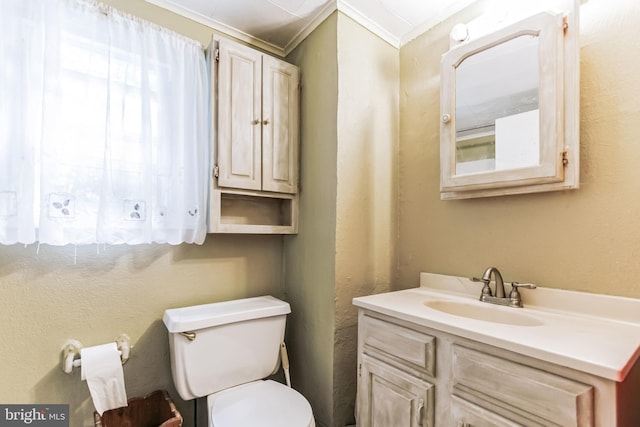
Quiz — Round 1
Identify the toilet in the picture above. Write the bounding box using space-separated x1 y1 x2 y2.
163 295 315 427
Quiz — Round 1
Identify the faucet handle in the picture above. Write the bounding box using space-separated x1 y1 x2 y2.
508 282 537 307
470 276 492 297
511 282 537 290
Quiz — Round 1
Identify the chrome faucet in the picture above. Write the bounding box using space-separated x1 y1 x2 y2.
471 267 536 308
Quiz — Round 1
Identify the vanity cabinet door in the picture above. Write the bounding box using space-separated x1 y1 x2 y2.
452 345 594 426
451 396 522 427
451 396 521 427
358 354 434 427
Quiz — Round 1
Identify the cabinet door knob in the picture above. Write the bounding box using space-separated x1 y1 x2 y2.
263 119 270 125
252 119 260 125
442 113 451 123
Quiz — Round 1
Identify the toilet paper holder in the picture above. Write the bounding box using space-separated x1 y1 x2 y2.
61 334 131 374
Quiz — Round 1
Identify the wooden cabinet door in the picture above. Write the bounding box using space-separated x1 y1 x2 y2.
450 396 522 427
262 55 299 194
217 39 262 191
452 345 593 427
359 354 434 427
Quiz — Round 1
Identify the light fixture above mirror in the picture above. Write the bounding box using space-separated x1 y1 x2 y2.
439 0 579 200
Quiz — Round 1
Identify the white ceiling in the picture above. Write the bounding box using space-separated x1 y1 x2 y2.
146 0 477 56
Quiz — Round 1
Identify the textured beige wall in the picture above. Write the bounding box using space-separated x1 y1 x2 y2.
398 0 640 298
285 13 339 427
333 13 399 427
0 2 285 426
285 12 399 427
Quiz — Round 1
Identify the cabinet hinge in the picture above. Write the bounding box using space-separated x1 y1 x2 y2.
213 164 220 178
562 150 569 165
357 363 361 377
215 48 220 62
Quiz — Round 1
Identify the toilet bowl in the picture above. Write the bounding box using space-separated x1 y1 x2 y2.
208 380 315 427
163 295 315 427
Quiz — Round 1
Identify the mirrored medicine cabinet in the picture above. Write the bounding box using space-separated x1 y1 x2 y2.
439 3 579 200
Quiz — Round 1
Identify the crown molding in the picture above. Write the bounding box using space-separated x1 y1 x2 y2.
146 0 474 57
283 0 337 55
336 0 400 48
145 0 285 56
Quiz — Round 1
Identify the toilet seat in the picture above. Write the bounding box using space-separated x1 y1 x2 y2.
208 380 315 427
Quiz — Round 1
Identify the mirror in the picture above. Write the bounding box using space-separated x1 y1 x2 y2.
440 5 579 199
455 34 539 175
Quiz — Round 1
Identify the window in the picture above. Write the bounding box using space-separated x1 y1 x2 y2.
0 0 209 245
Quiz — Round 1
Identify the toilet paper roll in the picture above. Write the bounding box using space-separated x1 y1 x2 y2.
80 342 128 415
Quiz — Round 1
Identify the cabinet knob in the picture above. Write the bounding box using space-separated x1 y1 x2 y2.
442 113 451 123
263 119 270 125
252 119 260 125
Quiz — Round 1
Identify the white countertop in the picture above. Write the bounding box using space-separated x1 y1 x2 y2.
352 273 640 382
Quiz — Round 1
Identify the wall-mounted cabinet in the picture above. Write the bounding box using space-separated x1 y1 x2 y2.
439 1 579 199
208 37 300 233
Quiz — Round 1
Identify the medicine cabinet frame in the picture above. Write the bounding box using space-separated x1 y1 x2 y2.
439 4 579 200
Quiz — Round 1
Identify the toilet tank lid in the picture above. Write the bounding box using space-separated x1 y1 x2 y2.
163 295 291 333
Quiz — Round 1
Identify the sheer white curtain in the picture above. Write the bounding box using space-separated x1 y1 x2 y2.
0 0 209 245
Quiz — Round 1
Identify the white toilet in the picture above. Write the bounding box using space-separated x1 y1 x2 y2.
163 295 315 427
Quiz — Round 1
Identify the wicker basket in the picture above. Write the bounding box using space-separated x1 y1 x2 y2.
94 390 182 427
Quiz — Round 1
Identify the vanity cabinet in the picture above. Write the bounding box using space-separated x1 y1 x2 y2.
208 37 300 234
356 309 631 427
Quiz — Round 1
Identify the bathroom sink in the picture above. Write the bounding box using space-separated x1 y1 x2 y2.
424 300 544 326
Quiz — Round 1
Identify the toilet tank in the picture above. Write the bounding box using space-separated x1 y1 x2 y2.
163 295 291 400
